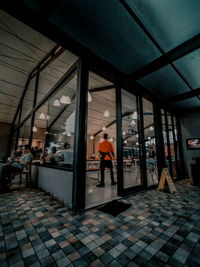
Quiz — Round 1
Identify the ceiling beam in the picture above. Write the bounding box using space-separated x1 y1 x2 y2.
166 88 200 103
89 85 115 93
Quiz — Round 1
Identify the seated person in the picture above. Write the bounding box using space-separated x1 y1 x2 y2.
56 142 73 166
0 145 33 191
44 146 59 164
7 145 22 164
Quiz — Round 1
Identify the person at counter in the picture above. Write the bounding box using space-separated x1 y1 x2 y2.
96 133 117 187
0 145 33 191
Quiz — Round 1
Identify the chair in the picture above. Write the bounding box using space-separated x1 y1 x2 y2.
9 162 32 188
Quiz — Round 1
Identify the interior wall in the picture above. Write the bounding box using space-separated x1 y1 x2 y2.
0 122 10 159
180 111 200 177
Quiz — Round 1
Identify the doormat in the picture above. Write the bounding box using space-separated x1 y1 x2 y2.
96 199 132 217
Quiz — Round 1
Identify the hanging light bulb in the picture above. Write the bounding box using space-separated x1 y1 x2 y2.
53 99 60 107
122 131 126 136
32 126 37 132
104 110 110 117
149 126 154 131
60 95 71 104
67 132 71 136
132 111 137 119
124 140 127 144
109 138 113 142
39 113 45 119
88 92 92 102
131 120 136 125
46 115 50 120
90 135 94 140
102 126 106 131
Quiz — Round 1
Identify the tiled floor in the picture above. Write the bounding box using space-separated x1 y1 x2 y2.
0 179 200 267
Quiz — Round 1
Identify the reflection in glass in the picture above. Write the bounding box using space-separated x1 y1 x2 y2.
122 90 141 188
143 99 158 187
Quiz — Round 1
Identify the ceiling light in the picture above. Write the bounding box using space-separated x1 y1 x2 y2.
149 126 154 131
67 132 71 136
46 115 50 120
104 110 110 117
60 95 71 104
32 126 37 132
136 142 139 145
90 135 94 140
132 111 137 119
131 120 136 125
136 134 138 138
148 136 151 140
53 99 60 107
109 138 113 142
124 140 127 144
122 131 126 136
102 126 106 131
62 131 67 135
88 92 92 102
39 113 45 119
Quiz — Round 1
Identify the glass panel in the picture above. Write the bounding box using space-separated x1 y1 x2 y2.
168 113 176 179
139 65 190 97
126 0 200 51
122 90 141 188
44 74 77 169
174 50 200 89
86 72 117 208
49 0 161 74
143 99 158 187
161 110 168 168
36 50 78 105
18 117 31 146
171 97 200 109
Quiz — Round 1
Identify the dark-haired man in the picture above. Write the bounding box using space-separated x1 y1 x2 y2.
97 133 117 187
0 145 33 191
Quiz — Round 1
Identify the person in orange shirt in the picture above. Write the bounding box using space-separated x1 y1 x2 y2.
97 133 117 187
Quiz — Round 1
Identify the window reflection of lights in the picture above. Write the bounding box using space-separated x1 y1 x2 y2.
33 126 37 132
149 126 154 131
131 120 136 125
90 135 94 140
124 140 127 144
104 110 110 117
102 126 106 131
109 138 113 142
67 132 71 136
60 95 71 104
132 111 137 119
53 99 60 106
88 92 92 102
122 131 126 136
39 113 45 119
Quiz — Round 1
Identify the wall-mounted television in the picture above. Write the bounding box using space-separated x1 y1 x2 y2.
186 138 200 150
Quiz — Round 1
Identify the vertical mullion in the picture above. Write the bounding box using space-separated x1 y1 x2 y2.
153 104 166 179
72 58 88 211
176 117 186 179
116 86 124 196
15 105 22 150
164 111 173 178
137 95 147 188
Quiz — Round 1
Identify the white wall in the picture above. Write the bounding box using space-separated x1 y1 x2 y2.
180 111 200 177
33 166 73 208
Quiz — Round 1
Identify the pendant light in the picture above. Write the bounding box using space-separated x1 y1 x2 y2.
104 110 110 117
32 126 37 132
88 92 92 102
122 131 126 136
109 138 113 142
124 140 127 144
132 111 137 119
53 99 60 107
60 95 71 104
46 115 50 120
149 126 154 131
102 126 106 131
67 132 71 136
39 113 45 119
90 135 94 140
131 119 136 125
148 136 151 140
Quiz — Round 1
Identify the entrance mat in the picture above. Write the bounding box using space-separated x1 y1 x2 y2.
96 199 132 217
